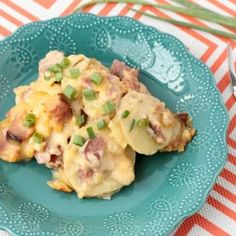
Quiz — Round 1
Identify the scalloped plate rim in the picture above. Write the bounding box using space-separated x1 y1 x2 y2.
0 13 229 236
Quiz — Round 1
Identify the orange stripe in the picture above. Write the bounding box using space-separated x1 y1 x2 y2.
61 0 82 16
213 183 236 204
228 137 236 149
228 115 236 135
208 0 236 16
1 0 39 21
81 4 95 13
0 25 11 36
33 0 57 9
174 213 230 236
211 49 227 74
225 95 236 110
220 168 236 185
118 3 133 16
98 3 116 16
0 9 23 27
229 0 236 4
208 195 236 220
228 153 236 165
217 72 230 93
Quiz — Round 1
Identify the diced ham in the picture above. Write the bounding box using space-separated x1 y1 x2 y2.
0 129 21 162
35 145 63 168
83 136 106 168
177 113 189 126
49 95 72 123
7 122 34 143
110 60 140 92
39 51 64 75
149 123 166 144
78 169 94 180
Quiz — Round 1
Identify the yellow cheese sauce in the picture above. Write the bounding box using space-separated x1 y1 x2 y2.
0 51 195 199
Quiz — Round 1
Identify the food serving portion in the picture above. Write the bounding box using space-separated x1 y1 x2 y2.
0 51 195 199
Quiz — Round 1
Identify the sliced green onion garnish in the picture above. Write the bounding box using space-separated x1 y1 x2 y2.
90 72 103 85
86 127 96 139
70 68 80 79
76 115 85 127
44 71 52 81
55 72 63 82
73 135 85 147
83 88 96 101
97 120 106 130
103 101 116 114
60 58 71 69
23 113 36 127
121 110 130 118
33 132 43 144
136 118 149 127
48 64 61 73
129 119 136 132
63 85 77 100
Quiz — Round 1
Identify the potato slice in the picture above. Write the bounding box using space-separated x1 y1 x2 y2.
116 90 190 155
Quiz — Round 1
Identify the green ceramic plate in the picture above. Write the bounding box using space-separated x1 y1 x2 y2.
0 13 228 236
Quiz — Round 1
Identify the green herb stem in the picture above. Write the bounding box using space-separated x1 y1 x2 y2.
75 0 236 30
130 9 236 40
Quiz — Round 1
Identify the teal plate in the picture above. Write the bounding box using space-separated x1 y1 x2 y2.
0 13 228 236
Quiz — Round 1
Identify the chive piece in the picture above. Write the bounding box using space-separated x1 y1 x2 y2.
44 71 52 81
129 119 136 132
121 110 130 118
76 115 85 127
73 135 85 147
83 88 96 101
23 113 36 127
90 72 103 85
103 101 116 115
70 68 80 79
136 118 149 127
97 120 106 130
63 85 77 100
60 58 71 69
33 132 43 144
86 127 96 139
55 72 63 82
48 64 62 73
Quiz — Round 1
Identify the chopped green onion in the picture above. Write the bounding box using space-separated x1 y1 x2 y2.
121 110 130 118
33 132 43 144
97 120 106 130
103 101 116 114
55 72 63 82
86 127 96 139
90 72 103 85
83 88 96 101
137 118 149 127
70 68 80 79
23 113 36 127
73 135 85 147
63 85 77 100
48 64 61 73
60 58 71 69
76 115 85 127
44 71 52 81
129 119 136 132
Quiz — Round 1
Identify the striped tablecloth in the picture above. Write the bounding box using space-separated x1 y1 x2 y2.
0 1 236 235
